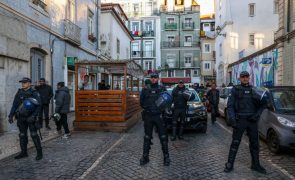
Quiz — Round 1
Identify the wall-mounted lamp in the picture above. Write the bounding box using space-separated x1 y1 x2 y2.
216 26 226 37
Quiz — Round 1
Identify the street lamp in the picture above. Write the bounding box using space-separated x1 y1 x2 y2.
216 26 226 37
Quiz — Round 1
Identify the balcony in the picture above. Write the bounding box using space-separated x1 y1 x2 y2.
164 23 177 30
142 31 155 37
182 23 194 30
131 51 141 58
184 63 192 68
184 42 192 47
161 41 180 48
143 51 155 57
64 19 81 45
183 41 199 47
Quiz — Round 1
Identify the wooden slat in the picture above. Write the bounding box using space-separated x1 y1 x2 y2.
78 103 122 107
77 111 124 115
78 99 122 103
78 94 122 99
77 107 122 111
77 115 125 122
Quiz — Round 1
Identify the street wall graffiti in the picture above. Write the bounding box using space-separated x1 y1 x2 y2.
231 48 279 87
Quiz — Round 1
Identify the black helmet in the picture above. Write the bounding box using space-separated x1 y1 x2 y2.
150 72 159 78
240 71 250 77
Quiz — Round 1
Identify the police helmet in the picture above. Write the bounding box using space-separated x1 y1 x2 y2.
155 91 172 109
183 90 196 101
150 72 159 78
52 113 61 122
23 98 39 111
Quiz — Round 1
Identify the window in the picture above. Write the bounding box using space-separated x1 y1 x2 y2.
230 33 239 49
133 3 139 13
249 3 255 17
274 0 279 14
30 49 45 84
132 42 140 51
219 0 222 9
219 43 223 56
131 21 140 31
203 43 211 53
166 54 176 68
175 0 184 5
184 56 192 67
144 60 153 70
249 33 255 46
184 18 192 28
144 41 153 57
32 0 46 10
203 23 210 31
168 36 175 42
204 62 211 70
184 36 192 42
185 69 191 77
88 9 94 36
117 39 120 54
167 17 175 24
145 2 153 15
67 0 76 22
255 34 264 49
168 70 174 77
194 70 199 76
144 21 153 31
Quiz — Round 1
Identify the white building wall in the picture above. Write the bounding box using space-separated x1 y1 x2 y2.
215 0 279 86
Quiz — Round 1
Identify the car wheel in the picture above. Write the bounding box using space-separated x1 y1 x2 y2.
267 129 281 153
224 109 231 126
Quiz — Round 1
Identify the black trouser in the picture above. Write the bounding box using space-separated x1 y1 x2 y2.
210 104 218 123
17 118 42 153
142 111 169 157
172 108 186 137
227 119 260 166
55 113 70 134
39 104 50 127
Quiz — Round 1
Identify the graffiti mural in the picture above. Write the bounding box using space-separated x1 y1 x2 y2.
231 48 278 87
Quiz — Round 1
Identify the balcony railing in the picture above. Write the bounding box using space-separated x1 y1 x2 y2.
164 23 177 30
64 19 81 45
160 5 200 13
182 23 194 30
184 63 192 68
131 51 141 58
143 51 155 57
143 30 155 37
161 41 180 48
131 51 155 58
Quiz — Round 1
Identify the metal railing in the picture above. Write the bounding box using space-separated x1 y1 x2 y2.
182 23 194 30
164 23 177 30
143 50 155 57
64 19 81 45
161 41 199 48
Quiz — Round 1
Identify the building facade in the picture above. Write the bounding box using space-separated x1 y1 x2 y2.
215 0 279 86
100 3 133 60
200 15 216 85
160 0 201 85
0 0 100 132
275 0 295 85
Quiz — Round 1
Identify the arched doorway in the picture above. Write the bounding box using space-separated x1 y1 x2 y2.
30 48 46 84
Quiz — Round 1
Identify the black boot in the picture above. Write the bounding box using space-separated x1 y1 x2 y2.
35 148 43 161
140 136 151 166
224 143 239 173
162 141 170 166
170 127 177 141
250 150 266 174
178 126 184 140
45 118 51 130
32 134 43 160
15 134 28 159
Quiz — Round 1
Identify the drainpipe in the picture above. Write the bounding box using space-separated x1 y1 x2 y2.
50 36 56 115
287 0 291 33
96 1 100 58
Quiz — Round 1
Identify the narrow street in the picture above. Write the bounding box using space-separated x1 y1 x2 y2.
0 116 294 180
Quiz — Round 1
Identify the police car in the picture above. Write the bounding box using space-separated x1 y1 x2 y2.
163 88 208 132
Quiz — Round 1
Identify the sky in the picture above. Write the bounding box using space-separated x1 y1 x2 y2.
197 0 215 15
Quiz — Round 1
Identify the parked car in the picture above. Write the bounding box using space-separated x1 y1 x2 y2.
218 86 233 126
163 88 208 133
258 86 295 153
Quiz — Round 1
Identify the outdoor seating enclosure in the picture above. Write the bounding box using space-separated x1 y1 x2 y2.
74 59 144 132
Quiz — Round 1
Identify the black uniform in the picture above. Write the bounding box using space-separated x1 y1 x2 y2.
224 84 266 173
8 88 43 160
140 83 170 166
36 84 53 128
171 86 188 140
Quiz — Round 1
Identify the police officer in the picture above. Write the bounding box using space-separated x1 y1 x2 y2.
8 77 43 160
224 71 267 174
140 72 170 166
171 80 188 141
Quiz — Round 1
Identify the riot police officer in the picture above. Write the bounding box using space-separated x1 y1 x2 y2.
8 77 43 160
140 72 171 166
171 80 188 141
224 71 267 174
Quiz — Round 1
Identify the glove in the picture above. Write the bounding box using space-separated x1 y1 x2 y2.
164 108 172 115
230 118 237 128
8 116 13 124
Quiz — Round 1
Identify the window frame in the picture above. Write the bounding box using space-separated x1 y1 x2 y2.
144 60 153 70
117 38 120 54
249 33 255 46
274 0 279 14
249 3 256 17
88 9 94 36
203 43 211 53
204 62 211 70
167 69 175 77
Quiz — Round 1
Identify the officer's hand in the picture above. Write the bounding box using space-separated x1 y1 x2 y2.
8 116 13 124
230 118 237 128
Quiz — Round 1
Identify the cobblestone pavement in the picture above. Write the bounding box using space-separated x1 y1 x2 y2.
0 116 294 180
0 112 75 160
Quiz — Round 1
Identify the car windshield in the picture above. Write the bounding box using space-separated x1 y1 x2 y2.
167 89 201 102
271 89 295 113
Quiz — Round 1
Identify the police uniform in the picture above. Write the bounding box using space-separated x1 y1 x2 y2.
171 83 188 141
224 71 267 174
139 74 170 166
8 77 43 160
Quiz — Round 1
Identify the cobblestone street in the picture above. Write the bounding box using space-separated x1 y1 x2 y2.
0 116 294 180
